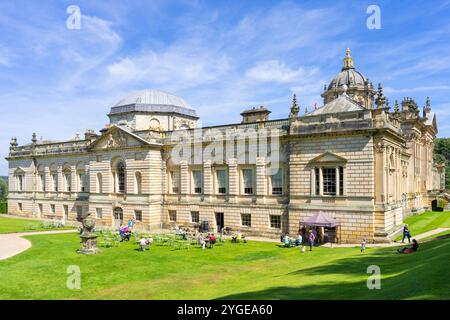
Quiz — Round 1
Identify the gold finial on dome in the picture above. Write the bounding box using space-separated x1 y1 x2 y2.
342 48 354 70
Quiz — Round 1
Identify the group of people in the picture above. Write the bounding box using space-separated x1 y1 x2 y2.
197 233 217 249
281 228 317 252
119 218 137 242
138 236 153 251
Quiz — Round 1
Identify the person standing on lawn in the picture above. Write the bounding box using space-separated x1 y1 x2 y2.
402 224 411 243
308 230 315 251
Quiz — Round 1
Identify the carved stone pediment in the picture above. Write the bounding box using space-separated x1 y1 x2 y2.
89 126 151 151
309 152 347 165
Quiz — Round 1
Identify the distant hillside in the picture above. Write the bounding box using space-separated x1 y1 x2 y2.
0 176 8 182
434 138 450 190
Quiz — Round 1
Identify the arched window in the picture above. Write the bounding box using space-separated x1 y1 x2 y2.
63 168 72 192
14 169 25 192
117 162 126 193
135 172 142 194
97 173 103 194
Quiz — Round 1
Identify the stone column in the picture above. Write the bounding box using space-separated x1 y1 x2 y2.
256 157 266 198
71 165 77 193
203 160 212 197
228 158 238 200
57 166 63 193
180 160 189 195
382 147 387 203
310 168 315 196
45 167 51 192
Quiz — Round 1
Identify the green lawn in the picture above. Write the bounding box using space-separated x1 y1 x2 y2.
0 233 449 300
395 211 450 241
0 216 74 234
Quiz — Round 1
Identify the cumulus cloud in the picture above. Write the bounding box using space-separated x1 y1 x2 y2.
246 60 319 83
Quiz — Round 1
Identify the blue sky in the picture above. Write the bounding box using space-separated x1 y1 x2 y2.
1 0 450 175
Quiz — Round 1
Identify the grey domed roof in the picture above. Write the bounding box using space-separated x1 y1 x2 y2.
327 49 367 90
110 89 198 118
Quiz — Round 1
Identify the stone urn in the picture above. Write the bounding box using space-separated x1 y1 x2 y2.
78 214 99 255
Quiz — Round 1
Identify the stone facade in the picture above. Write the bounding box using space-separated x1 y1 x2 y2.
6 51 446 243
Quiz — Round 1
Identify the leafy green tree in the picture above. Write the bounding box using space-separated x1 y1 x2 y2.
434 138 450 190
0 177 7 201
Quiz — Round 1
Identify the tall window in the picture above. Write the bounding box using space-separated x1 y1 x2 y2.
170 171 180 194
135 172 142 194
192 170 203 194
117 162 126 193
242 169 254 195
339 167 344 196
322 168 336 196
169 210 177 222
315 168 320 195
63 170 72 192
78 173 86 192
63 205 69 220
97 173 103 194
191 211 200 223
39 174 45 192
314 166 344 196
52 173 58 192
17 175 24 192
135 210 142 221
96 208 103 219
271 169 283 195
38 204 43 215
51 204 56 214
216 169 227 194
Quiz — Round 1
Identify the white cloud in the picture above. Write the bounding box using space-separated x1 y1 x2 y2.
246 60 319 83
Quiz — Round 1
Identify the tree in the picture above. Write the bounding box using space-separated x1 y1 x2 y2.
434 138 450 190
0 177 7 201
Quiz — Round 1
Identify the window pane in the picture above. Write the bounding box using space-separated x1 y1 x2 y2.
241 214 251 227
135 210 142 221
217 170 227 194
272 169 283 195
243 169 253 194
322 168 336 196
171 171 180 193
193 171 203 194
169 210 177 222
118 162 126 193
191 211 199 223
315 168 320 195
339 167 344 195
270 215 281 229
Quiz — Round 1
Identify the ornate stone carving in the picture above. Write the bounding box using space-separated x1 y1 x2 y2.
106 131 128 149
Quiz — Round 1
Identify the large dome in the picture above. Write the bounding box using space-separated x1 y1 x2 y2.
110 89 197 118
327 48 367 90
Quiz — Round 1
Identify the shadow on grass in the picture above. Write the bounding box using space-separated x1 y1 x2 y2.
216 239 450 300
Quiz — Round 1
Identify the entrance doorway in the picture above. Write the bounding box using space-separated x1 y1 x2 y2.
215 212 224 233
114 207 123 228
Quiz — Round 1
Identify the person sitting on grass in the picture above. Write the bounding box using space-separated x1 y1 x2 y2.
232 231 243 243
280 232 285 244
198 234 206 249
397 239 419 254
295 233 303 248
284 234 293 248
